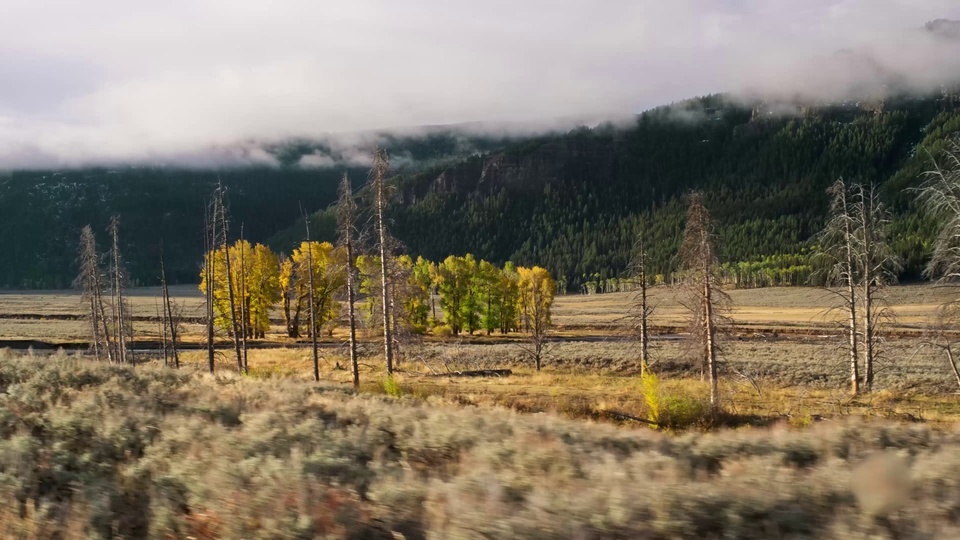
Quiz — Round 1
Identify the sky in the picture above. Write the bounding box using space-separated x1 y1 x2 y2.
2 0 960 168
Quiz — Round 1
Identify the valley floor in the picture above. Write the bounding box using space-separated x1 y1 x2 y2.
3 285 960 537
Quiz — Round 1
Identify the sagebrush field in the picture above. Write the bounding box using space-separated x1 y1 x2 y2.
3 354 960 539
3 285 960 538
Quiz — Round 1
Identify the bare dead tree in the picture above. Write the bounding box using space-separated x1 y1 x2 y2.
160 244 180 369
916 140 960 390
624 234 655 377
204 195 220 373
239 224 249 373
108 216 131 364
75 225 113 362
678 192 729 408
215 184 244 374
816 180 901 393
814 179 862 394
156 297 167 365
304 208 320 382
917 141 960 282
371 148 394 374
855 183 901 392
918 302 960 390
337 173 361 389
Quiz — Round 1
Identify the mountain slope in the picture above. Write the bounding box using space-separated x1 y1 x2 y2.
386 94 960 290
0 131 519 288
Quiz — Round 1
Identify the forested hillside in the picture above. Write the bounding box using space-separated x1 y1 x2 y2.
5 93 960 291
0 131 515 288
387 93 960 291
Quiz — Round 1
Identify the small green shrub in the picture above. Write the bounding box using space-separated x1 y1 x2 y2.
641 363 660 420
641 366 711 430
433 324 454 337
381 375 404 398
410 323 428 335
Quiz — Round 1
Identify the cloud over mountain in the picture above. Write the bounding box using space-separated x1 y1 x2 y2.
1 1 959 168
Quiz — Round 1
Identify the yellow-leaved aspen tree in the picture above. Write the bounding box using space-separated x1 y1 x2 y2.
517 266 556 371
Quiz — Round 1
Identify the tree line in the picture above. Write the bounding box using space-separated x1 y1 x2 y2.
73 150 557 388
198 244 556 341
388 94 960 291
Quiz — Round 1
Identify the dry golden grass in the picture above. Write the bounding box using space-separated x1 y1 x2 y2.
6 283 960 426
552 284 948 332
165 337 960 427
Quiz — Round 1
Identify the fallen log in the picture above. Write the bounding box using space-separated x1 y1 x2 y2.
606 410 661 427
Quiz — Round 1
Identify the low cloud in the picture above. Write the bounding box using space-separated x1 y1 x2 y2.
1 1 959 169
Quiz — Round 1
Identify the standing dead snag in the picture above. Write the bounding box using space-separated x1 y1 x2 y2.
337 173 361 389
108 216 131 364
239 226 249 373
304 210 320 382
921 302 960 390
816 180 900 393
678 192 728 408
855 183 900 392
160 245 180 368
816 179 861 394
75 225 113 362
917 140 960 389
625 235 654 376
215 185 245 374
204 200 216 374
371 148 395 374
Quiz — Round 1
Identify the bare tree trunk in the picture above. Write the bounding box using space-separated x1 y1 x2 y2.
239 225 249 373
89 294 101 361
217 187 244 374
156 297 167 366
160 249 180 369
77 226 108 361
205 202 216 374
95 272 113 363
859 186 876 393
346 238 359 388
840 184 861 395
946 346 960 390
637 241 650 376
110 216 128 364
373 149 394 374
305 212 320 382
703 271 719 406
679 192 726 409
337 173 361 388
